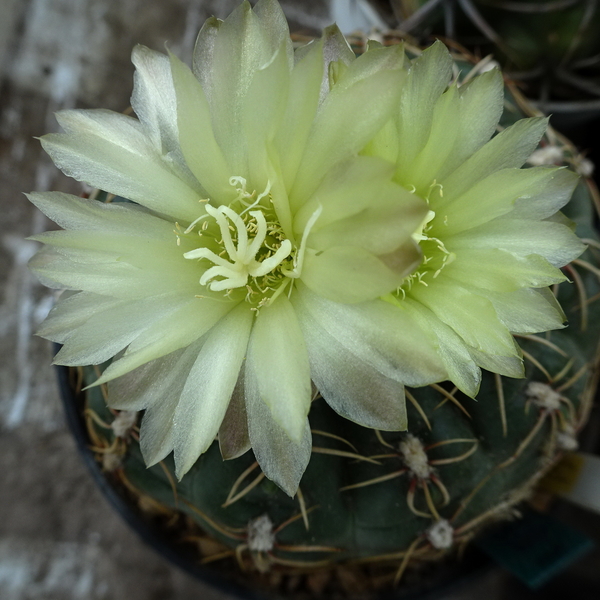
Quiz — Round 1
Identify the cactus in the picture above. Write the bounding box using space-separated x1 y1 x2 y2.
28 0 600 596
70 47 600 597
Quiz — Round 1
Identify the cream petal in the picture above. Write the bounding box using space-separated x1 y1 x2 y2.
26 192 174 238
53 294 192 366
398 84 460 193
131 45 180 156
245 359 312 497
508 167 579 220
246 295 311 442
93 299 235 384
276 39 323 189
293 156 396 231
295 299 407 430
137 342 204 465
476 287 566 334
41 110 202 222
197 2 272 171
54 295 189 366
169 52 233 201
468 347 524 379
307 182 427 254
37 292 121 342
173 304 253 478
293 285 447 386
242 43 290 189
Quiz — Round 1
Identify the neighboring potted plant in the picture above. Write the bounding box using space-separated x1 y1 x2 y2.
28 1 600 597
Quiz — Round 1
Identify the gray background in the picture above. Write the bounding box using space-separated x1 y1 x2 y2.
1 1 599 599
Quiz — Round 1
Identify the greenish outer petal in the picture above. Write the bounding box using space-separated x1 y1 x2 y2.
218 371 251 460
508 168 578 221
293 294 407 430
395 41 454 171
439 117 548 203
290 68 404 204
173 304 254 478
294 285 447 387
334 43 405 93
301 244 418 304
436 167 569 236
107 346 191 411
245 295 312 442
477 287 566 334
409 277 519 358
242 42 291 194
41 110 203 222
449 219 586 268
467 346 524 379
436 68 504 180
443 248 566 292
29 246 198 299
316 24 356 104
169 52 234 202
400 298 481 397
398 84 460 193
93 299 235 385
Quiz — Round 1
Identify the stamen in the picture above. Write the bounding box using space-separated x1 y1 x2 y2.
282 205 322 279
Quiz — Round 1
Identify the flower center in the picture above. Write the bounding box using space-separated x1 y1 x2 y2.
392 181 454 300
182 177 320 306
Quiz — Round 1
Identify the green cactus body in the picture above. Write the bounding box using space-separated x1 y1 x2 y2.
75 58 600 595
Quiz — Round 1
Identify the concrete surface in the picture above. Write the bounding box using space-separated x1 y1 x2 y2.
1 1 599 600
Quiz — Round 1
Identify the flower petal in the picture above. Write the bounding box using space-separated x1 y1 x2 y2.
301 244 419 304
295 297 407 430
173 303 253 478
409 277 518 357
290 67 404 203
294 285 447 386
246 295 311 442
169 52 234 201
443 248 566 292
449 219 585 268
218 371 251 460
437 167 569 235
41 110 202 222
395 41 454 172
94 299 235 385
245 363 312 497
439 117 548 202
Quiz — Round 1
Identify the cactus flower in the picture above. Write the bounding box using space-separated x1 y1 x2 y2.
28 0 584 495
